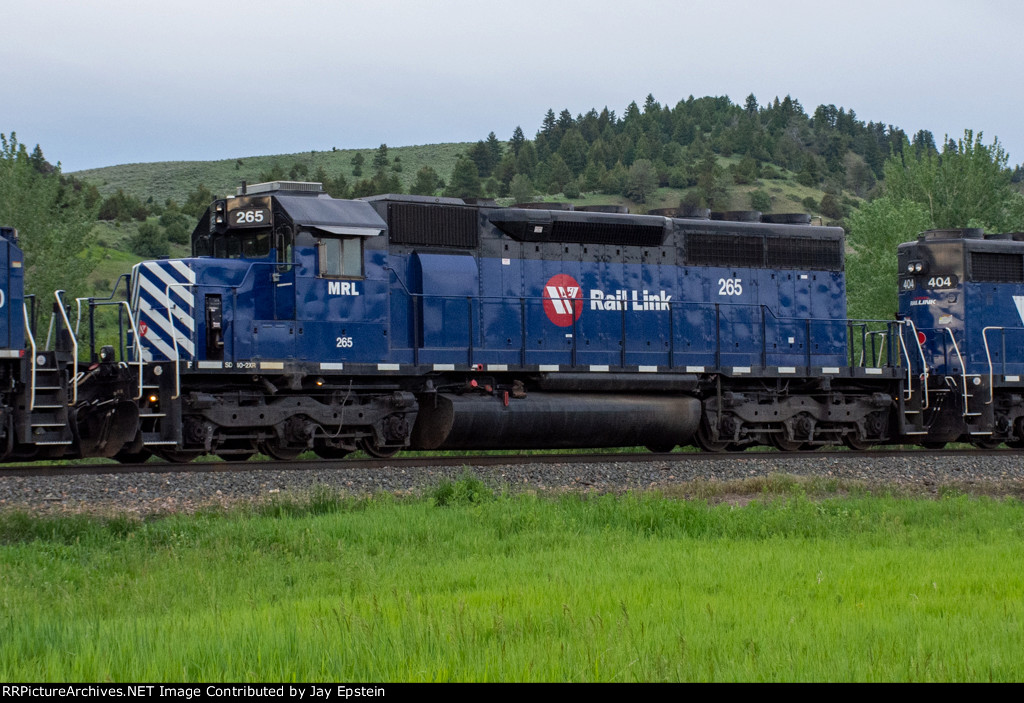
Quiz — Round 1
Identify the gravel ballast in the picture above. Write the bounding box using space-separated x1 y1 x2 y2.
1 453 1022 517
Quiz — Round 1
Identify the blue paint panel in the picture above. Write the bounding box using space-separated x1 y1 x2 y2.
0 235 25 351
137 197 854 374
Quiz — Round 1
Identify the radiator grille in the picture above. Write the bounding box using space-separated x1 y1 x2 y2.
970 251 1024 282
767 236 843 271
685 233 764 267
388 203 478 248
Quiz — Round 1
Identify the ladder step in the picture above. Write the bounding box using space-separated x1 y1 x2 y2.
32 423 68 428
142 441 180 446
35 441 72 446
140 413 167 418
904 431 929 435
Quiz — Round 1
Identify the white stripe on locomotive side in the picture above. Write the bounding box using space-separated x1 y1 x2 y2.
135 301 178 360
141 261 195 308
168 259 196 284
138 297 196 357
137 276 195 332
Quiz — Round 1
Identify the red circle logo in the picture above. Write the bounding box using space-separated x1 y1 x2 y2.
542 274 583 327
917 331 926 345
139 321 148 337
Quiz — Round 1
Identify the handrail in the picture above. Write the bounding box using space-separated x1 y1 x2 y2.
74 273 130 336
53 291 78 405
84 299 144 401
944 327 969 417
396 285 902 374
980 325 1024 405
226 261 296 292
903 319 929 409
164 282 193 400
23 304 36 412
896 322 914 402
858 330 888 367
119 300 144 400
982 326 1002 404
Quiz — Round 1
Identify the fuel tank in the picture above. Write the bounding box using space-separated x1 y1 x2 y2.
411 392 701 450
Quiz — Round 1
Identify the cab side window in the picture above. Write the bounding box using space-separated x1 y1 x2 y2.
318 237 363 278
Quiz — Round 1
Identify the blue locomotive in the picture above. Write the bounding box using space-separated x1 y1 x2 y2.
0 226 137 462
898 228 1024 447
116 181 918 462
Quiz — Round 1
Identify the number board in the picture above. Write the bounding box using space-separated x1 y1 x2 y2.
227 197 272 229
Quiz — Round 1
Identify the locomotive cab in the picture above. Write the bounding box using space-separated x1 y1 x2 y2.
898 228 1024 445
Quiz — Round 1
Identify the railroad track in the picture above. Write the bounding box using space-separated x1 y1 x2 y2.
0 447 1017 478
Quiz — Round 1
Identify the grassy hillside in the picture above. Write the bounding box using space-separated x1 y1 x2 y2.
72 143 473 205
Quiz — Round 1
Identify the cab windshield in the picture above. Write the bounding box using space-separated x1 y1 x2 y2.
195 231 271 259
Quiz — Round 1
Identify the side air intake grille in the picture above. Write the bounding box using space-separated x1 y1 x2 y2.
767 236 843 271
971 251 1024 282
388 203 478 248
685 233 764 267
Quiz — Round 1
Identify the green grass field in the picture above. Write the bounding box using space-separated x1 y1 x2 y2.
1 478 1021 682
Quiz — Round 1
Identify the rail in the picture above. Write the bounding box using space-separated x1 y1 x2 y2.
23 304 36 412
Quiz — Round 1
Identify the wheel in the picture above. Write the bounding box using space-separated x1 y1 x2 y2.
970 438 1003 450
314 439 352 460
1007 439 1024 449
314 446 352 460
358 437 401 459
260 441 304 461
694 419 729 452
921 441 947 450
114 449 153 464
645 444 676 453
154 448 202 463
842 434 871 451
216 439 257 462
769 432 804 452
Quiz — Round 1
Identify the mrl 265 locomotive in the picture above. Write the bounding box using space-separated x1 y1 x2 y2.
114 181 918 462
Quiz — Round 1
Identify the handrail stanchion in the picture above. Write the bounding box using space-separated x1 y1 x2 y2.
23 304 36 412
53 291 79 405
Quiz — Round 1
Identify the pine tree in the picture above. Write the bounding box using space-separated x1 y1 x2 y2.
444 157 482 198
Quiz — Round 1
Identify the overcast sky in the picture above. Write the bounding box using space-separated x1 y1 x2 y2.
5 0 1023 173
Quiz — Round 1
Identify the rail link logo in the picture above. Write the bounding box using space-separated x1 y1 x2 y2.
541 274 673 327
542 274 584 327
